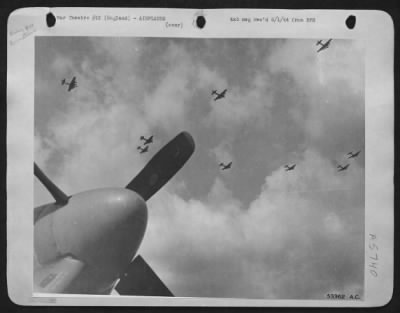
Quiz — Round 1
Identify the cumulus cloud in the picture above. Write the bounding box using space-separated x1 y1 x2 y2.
210 140 234 165
141 149 363 299
50 55 74 74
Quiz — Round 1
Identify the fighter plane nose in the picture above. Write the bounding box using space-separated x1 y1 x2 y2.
51 188 148 278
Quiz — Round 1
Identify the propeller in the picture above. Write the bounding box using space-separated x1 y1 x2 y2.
115 255 173 296
35 131 195 220
34 163 69 205
34 131 195 295
126 131 195 201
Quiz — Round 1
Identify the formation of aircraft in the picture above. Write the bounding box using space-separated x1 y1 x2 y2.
336 149 361 172
137 135 154 154
219 161 232 170
137 145 149 154
337 164 350 172
140 135 153 145
211 89 230 171
61 76 77 92
284 164 296 171
212 89 227 101
34 131 195 295
347 150 361 159
283 149 361 173
316 39 332 53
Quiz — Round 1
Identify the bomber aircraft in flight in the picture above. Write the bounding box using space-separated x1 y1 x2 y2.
137 145 149 154
61 76 77 92
212 89 227 101
316 39 332 53
34 131 195 295
219 161 232 170
347 150 361 159
284 164 296 171
140 135 154 145
337 164 350 172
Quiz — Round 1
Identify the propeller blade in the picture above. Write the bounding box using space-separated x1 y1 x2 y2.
34 163 69 205
126 131 195 201
116 255 173 296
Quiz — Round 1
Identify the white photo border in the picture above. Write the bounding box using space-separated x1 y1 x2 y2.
7 7 394 307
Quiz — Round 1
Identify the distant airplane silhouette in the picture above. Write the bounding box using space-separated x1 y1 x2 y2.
316 39 332 53
337 164 350 172
61 76 77 91
219 161 232 170
347 150 361 159
140 135 153 145
137 145 149 154
284 164 296 171
212 89 227 101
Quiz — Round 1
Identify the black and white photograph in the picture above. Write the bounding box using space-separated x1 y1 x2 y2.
33 35 365 299
7 8 394 307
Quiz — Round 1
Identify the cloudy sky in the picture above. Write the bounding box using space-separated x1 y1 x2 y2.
34 37 365 299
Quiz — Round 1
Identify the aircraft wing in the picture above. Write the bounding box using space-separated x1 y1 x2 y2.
115 255 173 296
68 77 77 91
34 255 85 293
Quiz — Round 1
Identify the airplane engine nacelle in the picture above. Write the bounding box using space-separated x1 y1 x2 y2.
35 188 148 283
